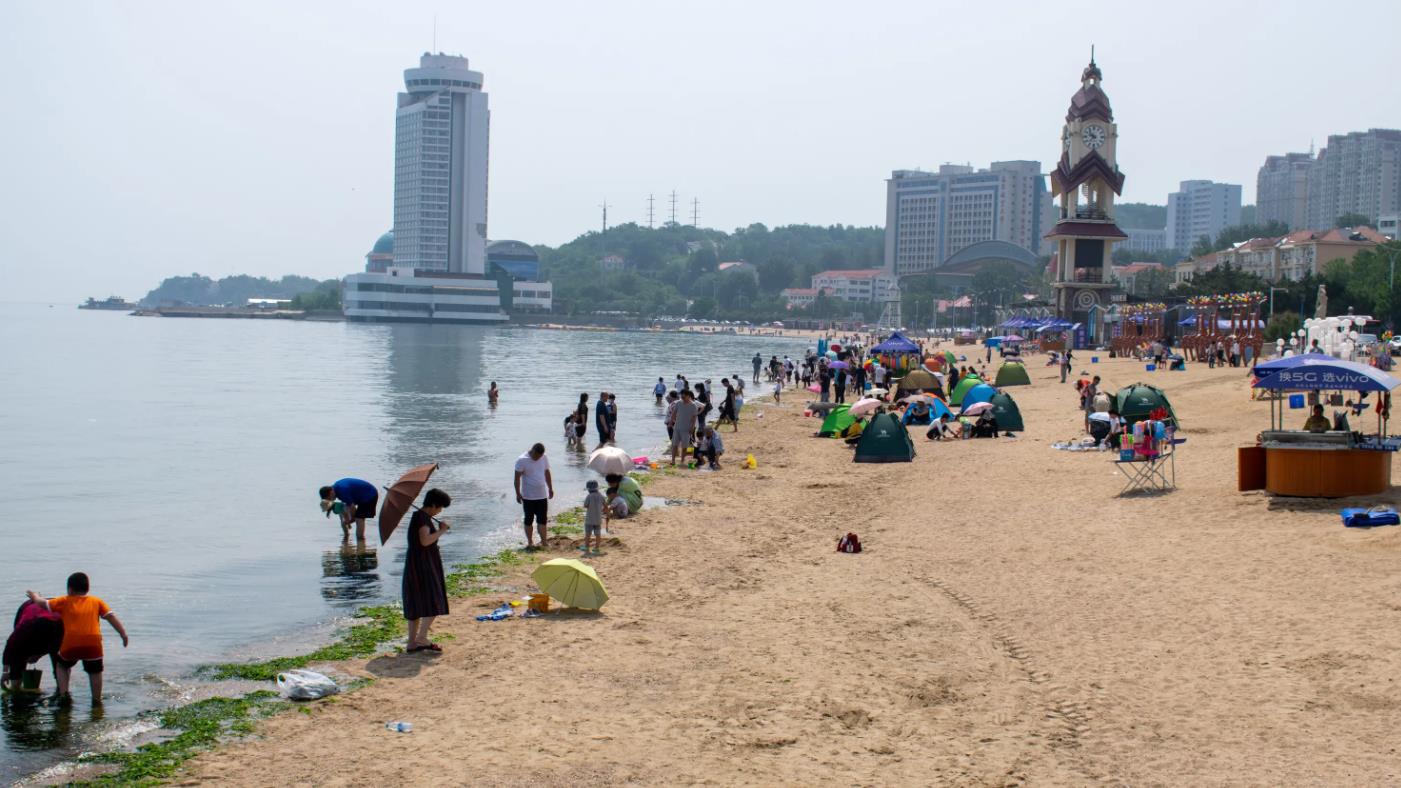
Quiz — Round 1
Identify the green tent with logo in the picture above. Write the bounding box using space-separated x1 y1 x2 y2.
853 413 916 463
949 375 985 406
994 361 1031 387
1115 382 1177 427
987 391 1025 432
818 404 855 437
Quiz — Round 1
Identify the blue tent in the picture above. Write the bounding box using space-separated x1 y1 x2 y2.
872 331 921 354
1252 354 1400 392
959 383 998 410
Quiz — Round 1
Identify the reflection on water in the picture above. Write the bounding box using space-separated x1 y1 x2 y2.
0 696 86 753
319 544 381 604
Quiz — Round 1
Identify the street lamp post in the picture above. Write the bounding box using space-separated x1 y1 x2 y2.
1268 287 1288 318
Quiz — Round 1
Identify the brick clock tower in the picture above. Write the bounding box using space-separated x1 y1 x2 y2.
1048 55 1127 328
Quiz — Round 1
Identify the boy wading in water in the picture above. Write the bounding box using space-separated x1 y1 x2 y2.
27 573 128 704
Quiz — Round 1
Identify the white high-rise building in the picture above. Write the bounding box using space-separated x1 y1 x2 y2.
1165 180 1241 252
392 53 490 275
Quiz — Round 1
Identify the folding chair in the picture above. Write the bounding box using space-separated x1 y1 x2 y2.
1114 438 1182 495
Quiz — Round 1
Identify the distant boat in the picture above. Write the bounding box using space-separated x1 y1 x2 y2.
78 296 139 311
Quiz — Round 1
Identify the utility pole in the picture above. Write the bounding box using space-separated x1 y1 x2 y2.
647 194 655 229
691 197 699 227
669 191 678 225
599 200 609 234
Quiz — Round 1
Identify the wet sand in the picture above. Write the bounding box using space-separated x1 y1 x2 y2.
183 355 1401 785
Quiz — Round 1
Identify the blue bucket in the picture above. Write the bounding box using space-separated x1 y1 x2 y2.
1091 356 1099 363
1145 364 1156 372
1119 449 1135 461
1288 394 1305 409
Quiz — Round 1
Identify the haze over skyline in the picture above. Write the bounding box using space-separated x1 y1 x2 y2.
3 0 1399 302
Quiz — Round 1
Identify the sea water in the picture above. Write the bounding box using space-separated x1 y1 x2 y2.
0 303 810 781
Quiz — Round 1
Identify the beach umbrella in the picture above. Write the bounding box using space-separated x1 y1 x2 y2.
807 384 821 393
587 446 633 476
961 402 993 417
849 397 883 417
1005 334 1025 342
533 558 609 610
1088 412 1113 423
829 360 850 370
377 462 439 545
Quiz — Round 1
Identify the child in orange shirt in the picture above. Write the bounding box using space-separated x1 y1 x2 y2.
26 572 128 703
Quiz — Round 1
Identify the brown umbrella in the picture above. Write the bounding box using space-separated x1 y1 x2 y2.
378 462 439 544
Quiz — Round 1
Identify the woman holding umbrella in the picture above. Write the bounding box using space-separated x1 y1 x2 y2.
403 488 452 653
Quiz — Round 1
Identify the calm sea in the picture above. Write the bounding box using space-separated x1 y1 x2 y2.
0 303 810 781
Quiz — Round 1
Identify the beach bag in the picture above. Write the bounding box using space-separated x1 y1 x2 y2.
276 669 340 701
837 532 862 553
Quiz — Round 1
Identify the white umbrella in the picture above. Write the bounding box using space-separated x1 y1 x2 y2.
586 446 634 476
1087 412 1113 423
849 397 883 417
961 402 994 417
867 387 889 397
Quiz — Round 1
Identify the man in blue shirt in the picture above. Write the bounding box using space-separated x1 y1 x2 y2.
318 478 378 542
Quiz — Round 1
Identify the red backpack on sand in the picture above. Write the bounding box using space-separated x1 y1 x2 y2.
837 533 862 553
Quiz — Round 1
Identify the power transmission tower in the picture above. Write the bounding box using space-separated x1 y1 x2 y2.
647 194 655 229
669 190 678 225
599 200 609 234
690 198 699 227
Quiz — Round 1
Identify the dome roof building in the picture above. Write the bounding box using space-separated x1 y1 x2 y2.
366 230 394 273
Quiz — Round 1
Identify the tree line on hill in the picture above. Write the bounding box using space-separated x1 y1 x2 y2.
142 274 340 310
536 222 884 321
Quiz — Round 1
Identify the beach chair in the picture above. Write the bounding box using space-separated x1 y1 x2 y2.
1114 438 1183 496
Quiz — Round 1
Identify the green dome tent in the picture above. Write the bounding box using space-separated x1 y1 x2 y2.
853 413 915 463
818 404 855 437
994 361 1031 387
1115 382 1178 427
987 391 1024 432
949 375 985 407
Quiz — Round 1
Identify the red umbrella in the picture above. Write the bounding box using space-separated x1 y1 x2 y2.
378 462 439 544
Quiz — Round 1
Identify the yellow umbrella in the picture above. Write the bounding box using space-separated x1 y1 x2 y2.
532 558 609 610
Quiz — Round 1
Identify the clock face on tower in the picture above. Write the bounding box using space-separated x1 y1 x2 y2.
1082 125 1106 150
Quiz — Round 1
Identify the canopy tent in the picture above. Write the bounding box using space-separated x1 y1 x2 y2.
871 332 921 354
1115 382 1178 428
853 413 916 463
994 361 1031 387
987 391 1025 432
959 383 997 410
1251 353 1400 393
818 404 856 437
949 375 985 406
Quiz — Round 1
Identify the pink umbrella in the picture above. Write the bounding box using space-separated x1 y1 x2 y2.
807 384 821 393
1004 334 1025 342
961 402 994 416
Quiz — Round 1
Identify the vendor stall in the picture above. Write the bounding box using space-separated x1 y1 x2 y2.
871 331 922 373
1240 354 1399 497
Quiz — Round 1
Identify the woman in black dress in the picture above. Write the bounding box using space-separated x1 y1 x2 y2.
404 488 451 653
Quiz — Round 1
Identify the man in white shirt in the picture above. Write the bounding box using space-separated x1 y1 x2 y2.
513 443 554 549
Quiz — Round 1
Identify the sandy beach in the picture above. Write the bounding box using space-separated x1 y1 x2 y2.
182 355 1401 786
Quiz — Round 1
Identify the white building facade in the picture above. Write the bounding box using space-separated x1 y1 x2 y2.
883 161 1053 277
810 269 898 302
392 53 491 275
1306 129 1401 230
1123 227 1166 254
1165 180 1242 252
343 267 552 323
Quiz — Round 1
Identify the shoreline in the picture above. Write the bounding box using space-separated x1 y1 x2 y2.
44 356 1401 784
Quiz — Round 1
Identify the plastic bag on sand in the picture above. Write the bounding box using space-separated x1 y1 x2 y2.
277 669 340 701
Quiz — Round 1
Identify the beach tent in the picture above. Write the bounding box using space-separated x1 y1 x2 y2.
994 361 1031 387
1115 382 1178 428
949 375 985 406
896 369 942 397
987 391 1024 432
818 404 856 437
853 413 916 463
959 383 997 410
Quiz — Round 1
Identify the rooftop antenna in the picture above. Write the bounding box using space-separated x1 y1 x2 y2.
647 194 655 229
1090 44 1095 64
691 197 700 227
433 14 437 52
599 199 609 234
669 190 678 225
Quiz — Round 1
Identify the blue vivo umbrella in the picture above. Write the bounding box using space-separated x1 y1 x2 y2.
1252 354 1400 392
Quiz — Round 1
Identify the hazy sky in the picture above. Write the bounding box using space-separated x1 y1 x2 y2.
3 0 1398 301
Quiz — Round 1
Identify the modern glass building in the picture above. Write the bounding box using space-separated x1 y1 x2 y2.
392 53 490 275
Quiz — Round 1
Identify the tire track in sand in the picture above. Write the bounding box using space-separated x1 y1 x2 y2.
918 575 1111 785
